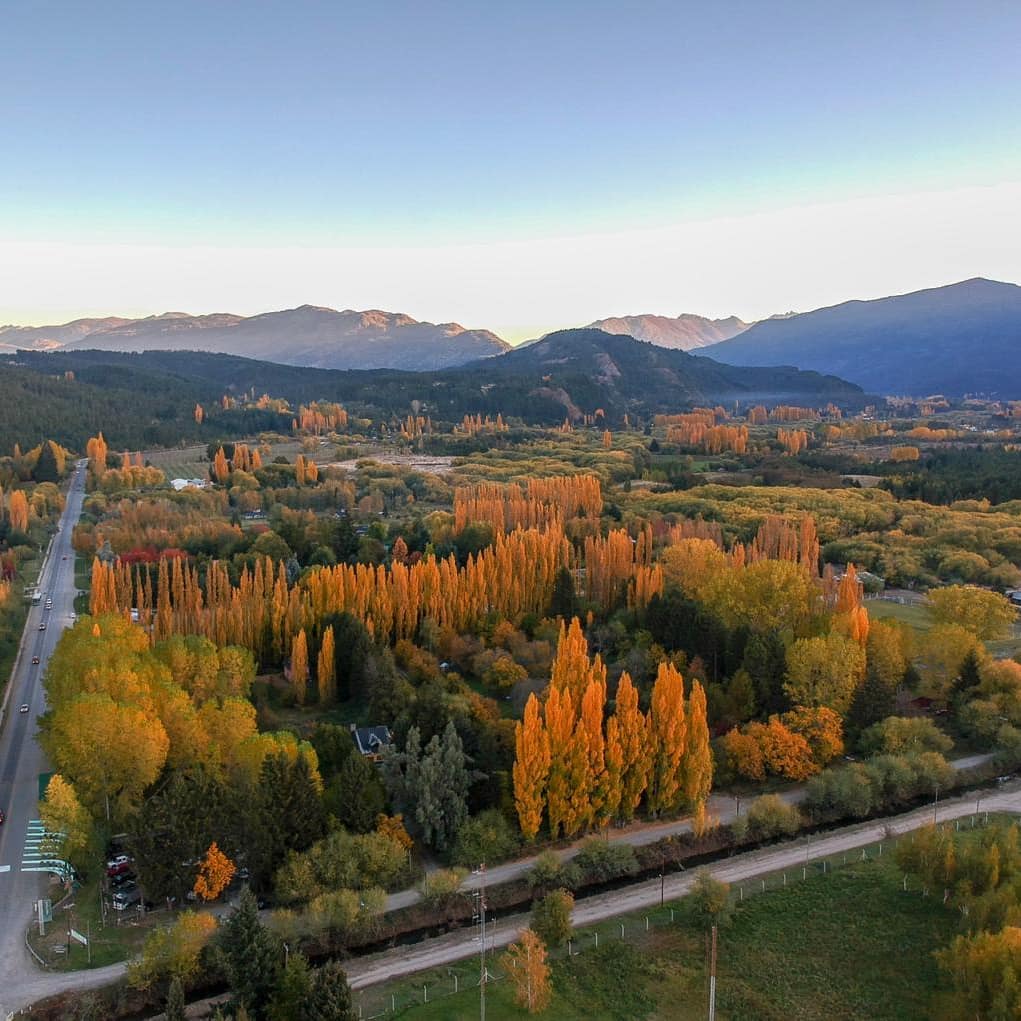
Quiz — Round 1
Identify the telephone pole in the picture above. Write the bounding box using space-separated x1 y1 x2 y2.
473 863 489 1021
707 924 718 1021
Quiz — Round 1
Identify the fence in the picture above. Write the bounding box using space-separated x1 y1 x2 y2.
351 811 998 1019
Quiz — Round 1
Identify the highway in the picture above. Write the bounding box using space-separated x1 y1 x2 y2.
0 461 88 1020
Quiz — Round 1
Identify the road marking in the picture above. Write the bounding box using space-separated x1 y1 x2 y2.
0 865 10 873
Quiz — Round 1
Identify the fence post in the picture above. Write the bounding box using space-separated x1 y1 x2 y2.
620 922 625 940
424 985 428 1004
568 938 573 956
670 908 675 922
861 848 866 861
802 866 807 880
760 879 765 893
740 886 744 902
391 994 396 1012
783 872 787 887
879 842 883 856
455 973 459 994
645 916 649 931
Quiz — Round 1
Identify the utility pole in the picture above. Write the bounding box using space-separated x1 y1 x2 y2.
933 784 940 826
473 863 489 1021
707 924 718 1021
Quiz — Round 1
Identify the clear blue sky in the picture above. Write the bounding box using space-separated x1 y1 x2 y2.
2 0 1020 337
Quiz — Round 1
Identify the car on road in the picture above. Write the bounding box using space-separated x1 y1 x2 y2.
38 623 46 631
62 555 68 561
0 809 4 824
19 704 29 714
31 656 40 664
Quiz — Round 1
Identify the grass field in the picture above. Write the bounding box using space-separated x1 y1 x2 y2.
869 597 1021 658
365 854 957 1021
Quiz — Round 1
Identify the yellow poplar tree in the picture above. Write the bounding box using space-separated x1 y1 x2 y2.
513 694 551 840
684 680 713 819
290 628 309 705
646 662 687 816
317 625 336 704
605 671 648 822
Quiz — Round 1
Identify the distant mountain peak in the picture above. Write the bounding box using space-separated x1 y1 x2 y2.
586 312 750 351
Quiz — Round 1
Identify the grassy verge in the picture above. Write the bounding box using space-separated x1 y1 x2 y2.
26 878 160 971
358 833 967 1020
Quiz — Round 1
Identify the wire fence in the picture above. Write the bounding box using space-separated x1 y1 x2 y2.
351 811 997 1019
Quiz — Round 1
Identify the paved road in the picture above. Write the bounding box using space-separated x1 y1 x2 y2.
0 462 88 1020
346 779 1021 992
385 750 993 911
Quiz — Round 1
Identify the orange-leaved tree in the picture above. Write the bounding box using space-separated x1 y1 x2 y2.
513 693 551 840
193 842 236 901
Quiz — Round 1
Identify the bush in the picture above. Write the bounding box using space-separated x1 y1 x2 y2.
418 867 468 908
528 851 581 894
860 717 953 757
450 810 521 868
531 889 574 946
572 839 640 884
745 794 801 840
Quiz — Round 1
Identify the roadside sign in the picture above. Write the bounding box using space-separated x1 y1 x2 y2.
39 898 52 923
70 928 88 946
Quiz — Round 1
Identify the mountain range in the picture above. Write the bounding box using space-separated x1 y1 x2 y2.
6 328 864 453
699 278 1021 397
586 313 750 350
5 277 1020 395
1 306 509 371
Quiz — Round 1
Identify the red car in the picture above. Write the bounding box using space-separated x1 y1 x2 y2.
106 855 132 877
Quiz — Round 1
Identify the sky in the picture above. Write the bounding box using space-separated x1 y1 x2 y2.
2 0 1020 342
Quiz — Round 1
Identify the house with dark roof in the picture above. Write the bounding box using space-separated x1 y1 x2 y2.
352 725 392 762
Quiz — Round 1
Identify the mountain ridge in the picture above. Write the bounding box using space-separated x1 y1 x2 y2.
14 305 510 371
699 278 1021 396
586 312 750 350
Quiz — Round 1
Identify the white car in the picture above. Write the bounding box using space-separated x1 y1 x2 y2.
19 704 29 714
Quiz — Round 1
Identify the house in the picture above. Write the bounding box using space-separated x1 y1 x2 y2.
351 725 392 761
170 478 210 492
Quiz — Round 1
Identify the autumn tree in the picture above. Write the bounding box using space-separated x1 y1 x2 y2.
514 694 551 840
938 927 1021 1019
40 774 94 870
193 841 236 901
784 633 866 715
605 672 648 823
317 626 336 704
290 629 309 705
646 662 687 816
42 693 169 822
128 911 217 992
929 585 1016 641
502 928 552 1013
685 680 713 819
8 489 29 533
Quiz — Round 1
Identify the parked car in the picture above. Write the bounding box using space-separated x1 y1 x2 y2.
110 871 136 889
112 885 141 910
106 854 131 876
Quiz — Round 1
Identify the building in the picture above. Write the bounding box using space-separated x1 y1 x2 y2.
351 725 392 762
